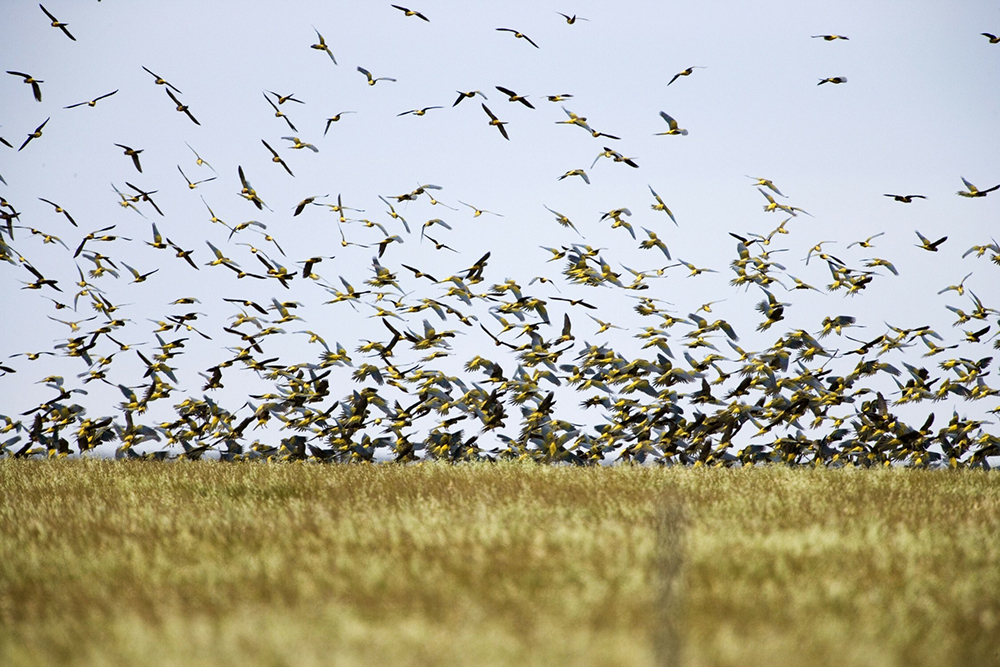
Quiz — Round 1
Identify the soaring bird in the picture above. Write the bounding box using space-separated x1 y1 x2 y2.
391 5 429 21
556 13 588 24
7 71 43 102
747 176 785 197
18 118 49 152
177 165 216 189
915 230 947 252
648 185 678 225
261 140 294 177
956 177 1000 198
39 4 75 41
559 169 590 184
453 90 487 107
358 66 396 86
114 144 144 173
141 66 182 93
37 198 77 226
310 27 337 63
496 28 539 48
667 66 706 86
324 111 355 135
818 77 848 85
980 33 999 43
656 111 688 136
281 136 319 152
884 194 926 203
481 104 509 140
398 106 443 117
64 90 118 109
264 94 298 132
267 91 304 105
165 89 200 125
495 86 535 109
812 34 849 40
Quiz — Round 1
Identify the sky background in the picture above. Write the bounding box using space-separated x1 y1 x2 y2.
2 1 999 457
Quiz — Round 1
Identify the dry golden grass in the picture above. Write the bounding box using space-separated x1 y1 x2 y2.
1 461 998 666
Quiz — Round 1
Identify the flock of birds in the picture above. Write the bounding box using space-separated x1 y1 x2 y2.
2 4 999 467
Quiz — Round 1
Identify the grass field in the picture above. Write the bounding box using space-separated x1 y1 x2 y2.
1 461 998 666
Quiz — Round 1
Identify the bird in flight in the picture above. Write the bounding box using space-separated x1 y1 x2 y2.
114 144 144 173
391 5 429 21
398 106 443 117
956 177 999 198
559 169 590 185
65 90 118 109
556 13 588 24
656 111 688 135
982 33 1000 44
264 94 298 132
747 176 785 197
324 111 355 135
453 90 487 107
39 4 75 41
495 86 535 109
7 71 44 102
668 66 706 86
177 165 216 189
481 104 509 140
915 230 947 252
18 118 49 151
262 140 294 177
818 76 848 85
142 66 182 94
812 34 849 41
883 194 926 203
165 89 200 125
496 28 539 48
310 27 337 63
358 66 396 86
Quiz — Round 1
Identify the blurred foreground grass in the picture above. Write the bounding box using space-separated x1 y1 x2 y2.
1 461 998 666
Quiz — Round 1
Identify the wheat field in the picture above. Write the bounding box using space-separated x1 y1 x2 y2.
1 461 998 666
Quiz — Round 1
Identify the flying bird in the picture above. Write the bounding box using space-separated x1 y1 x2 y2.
496 28 539 48
262 140 294 177
884 194 926 203
324 111 355 135
818 77 848 85
18 118 49 151
39 4 75 41
165 89 200 125
391 5 429 21
812 34 849 40
668 66 706 86
7 71 43 102
114 144 144 173
453 90 487 107
398 106 443 117
64 90 118 109
956 177 999 198
264 94 298 132
656 111 688 135
556 13 588 24
310 27 337 63
982 33 1000 44
177 165 216 189
358 66 396 86
915 230 947 252
481 104 509 140
495 86 535 109
142 66 182 93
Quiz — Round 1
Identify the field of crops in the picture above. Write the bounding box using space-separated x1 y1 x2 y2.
1 461 998 666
